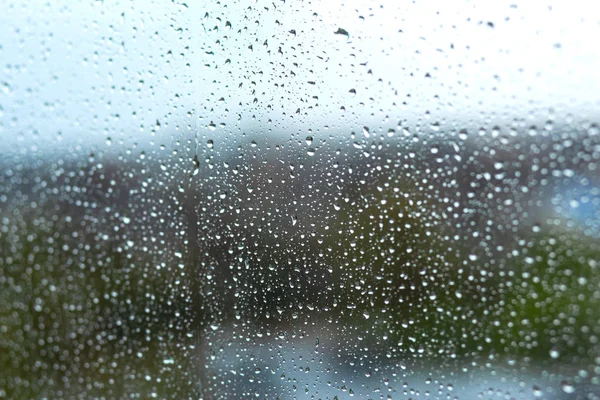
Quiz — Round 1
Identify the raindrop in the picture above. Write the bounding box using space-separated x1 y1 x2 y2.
561 381 575 393
192 154 200 176
334 27 349 37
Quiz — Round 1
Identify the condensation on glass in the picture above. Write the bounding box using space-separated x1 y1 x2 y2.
1 1 599 398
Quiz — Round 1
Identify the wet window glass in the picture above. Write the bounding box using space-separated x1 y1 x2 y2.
1 1 599 398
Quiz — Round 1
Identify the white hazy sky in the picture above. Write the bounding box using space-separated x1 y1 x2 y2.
1 0 599 156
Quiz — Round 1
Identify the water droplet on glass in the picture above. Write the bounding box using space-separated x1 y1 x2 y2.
561 381 575 393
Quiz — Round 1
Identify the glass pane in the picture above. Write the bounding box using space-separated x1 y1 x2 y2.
1 1 599 398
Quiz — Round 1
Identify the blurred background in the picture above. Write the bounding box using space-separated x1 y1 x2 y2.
1 0 600 399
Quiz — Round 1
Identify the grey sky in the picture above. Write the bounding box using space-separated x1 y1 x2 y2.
1 0 599 157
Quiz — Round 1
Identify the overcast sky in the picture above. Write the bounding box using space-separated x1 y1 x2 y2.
1 0 599 157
